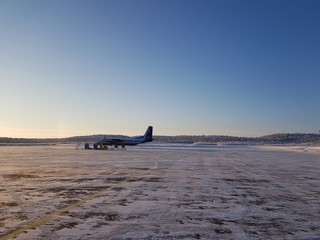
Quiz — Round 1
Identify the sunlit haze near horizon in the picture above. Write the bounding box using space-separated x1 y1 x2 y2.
1 0 320 138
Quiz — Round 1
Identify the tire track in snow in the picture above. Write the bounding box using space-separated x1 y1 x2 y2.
0 177 128 240
0 160 159 240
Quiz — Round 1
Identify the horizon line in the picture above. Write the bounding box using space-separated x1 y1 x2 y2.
1 132 320 140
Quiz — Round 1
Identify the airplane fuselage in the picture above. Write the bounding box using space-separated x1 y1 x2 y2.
96 137 148 146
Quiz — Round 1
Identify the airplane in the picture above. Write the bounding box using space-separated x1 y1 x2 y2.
87 126 153 150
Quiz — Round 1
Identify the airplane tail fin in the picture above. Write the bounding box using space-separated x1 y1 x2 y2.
143 126 153 142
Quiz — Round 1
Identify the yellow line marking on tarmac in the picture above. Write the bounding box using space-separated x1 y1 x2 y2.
0 179 129 240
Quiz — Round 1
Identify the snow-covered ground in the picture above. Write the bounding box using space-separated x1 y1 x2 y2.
0 144 319 240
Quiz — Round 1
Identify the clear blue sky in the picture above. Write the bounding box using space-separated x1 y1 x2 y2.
1 0 320 137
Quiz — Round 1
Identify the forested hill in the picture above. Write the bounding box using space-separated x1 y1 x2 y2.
155 133 320 144
1 133 320 145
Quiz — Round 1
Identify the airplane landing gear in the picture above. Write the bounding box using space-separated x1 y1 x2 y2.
84 143 127 150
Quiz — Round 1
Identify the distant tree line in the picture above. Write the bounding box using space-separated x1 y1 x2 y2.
154 133 320 144
1 133 320 145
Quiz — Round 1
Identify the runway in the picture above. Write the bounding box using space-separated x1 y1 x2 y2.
0 144 319 239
